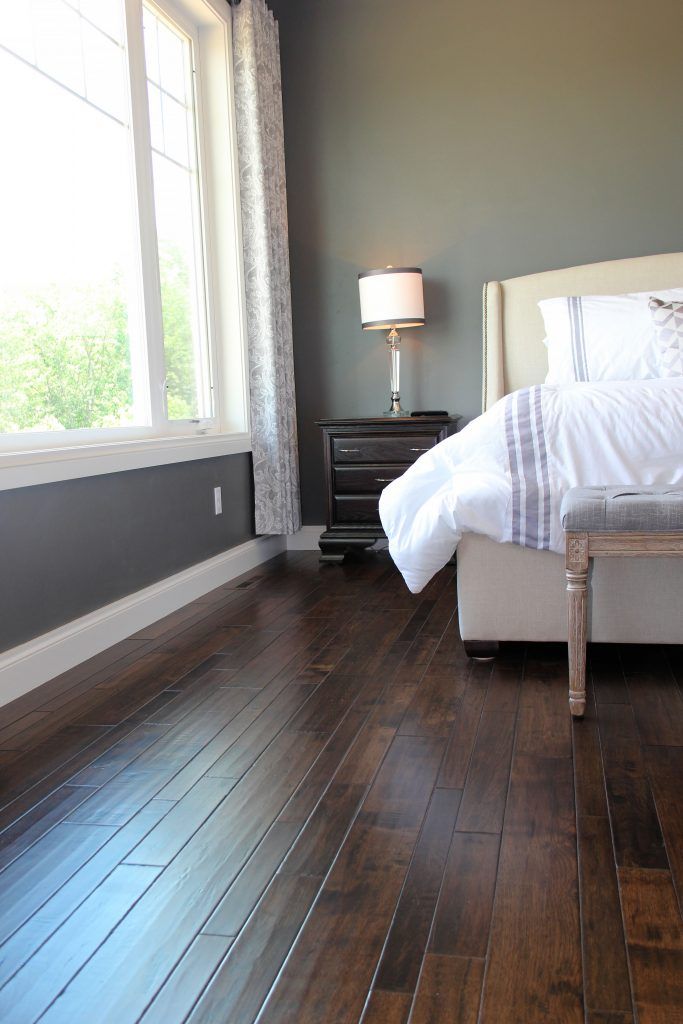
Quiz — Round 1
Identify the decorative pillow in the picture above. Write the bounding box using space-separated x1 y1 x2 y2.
649 298 683 377
539 287 683 386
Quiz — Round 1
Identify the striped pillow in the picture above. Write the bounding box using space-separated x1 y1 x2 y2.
539 287 683 386
649 298 683 378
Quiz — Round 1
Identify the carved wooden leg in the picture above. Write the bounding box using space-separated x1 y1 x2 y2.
566 533 589 718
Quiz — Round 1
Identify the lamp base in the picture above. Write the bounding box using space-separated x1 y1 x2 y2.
383 391 407 416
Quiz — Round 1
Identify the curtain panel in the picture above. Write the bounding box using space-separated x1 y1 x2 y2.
232 0 301 535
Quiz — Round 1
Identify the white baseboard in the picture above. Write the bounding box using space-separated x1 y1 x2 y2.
0 534 286 709
286 525 325 550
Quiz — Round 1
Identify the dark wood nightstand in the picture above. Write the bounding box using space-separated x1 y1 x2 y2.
316 415 460 562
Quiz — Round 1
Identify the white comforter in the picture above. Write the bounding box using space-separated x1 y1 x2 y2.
379 378 683 593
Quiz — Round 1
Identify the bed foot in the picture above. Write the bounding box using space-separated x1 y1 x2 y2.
464 640 499 661
569 692 586 718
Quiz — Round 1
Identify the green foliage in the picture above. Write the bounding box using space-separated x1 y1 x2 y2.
0 244 201 436
159 242 198 422
0 279 134 434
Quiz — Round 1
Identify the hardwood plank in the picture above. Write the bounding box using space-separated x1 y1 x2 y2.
332 706 401 789
597 703 668 869
0 800 172 988
373 787 461 993
65 767 173 826
515 700 571 759
207 683 318 776
130 686 259 772
419 592 455 639
398 599 436 643
437 662 491 789
0 864 160 1022
455 711 515 834
0 784 97 872
573 706 609 819
618 867 683 1023
139 933 233 1024
258 735 445 1024
520 654 571 713
0 711 51 749
399 667 467 740
409 954 484 1024
0 822 117 946
226 618 331 688
202 820 299 937
479 754 582 1024
0 724 111 814
66 722 170 786
284 672 368 736
361 989 412 1024
124 775 237 866
67 651 180 726
577 815 632 1015
0 553 680 1024
140 669 241 726
644 744 683 907
329 608 414 678
623 647 683 747
278 781 367 881
591 644 631 705
389 634 440 691
276 703 376 825
39 730 326 1023
428 831 499 958
0 637 148 725
191 872 323 1024
152 704 264 801
482 654 522 714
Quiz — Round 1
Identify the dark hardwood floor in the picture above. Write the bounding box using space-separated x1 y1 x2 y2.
0 549 681 1023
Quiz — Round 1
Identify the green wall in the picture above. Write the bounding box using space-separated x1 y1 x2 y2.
271 0 683 523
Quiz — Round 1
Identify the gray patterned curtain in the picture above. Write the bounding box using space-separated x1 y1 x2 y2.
232 0 301 535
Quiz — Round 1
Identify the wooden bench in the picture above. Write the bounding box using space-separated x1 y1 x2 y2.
562 485 683 717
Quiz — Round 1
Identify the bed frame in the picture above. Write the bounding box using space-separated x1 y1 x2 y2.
457 251 683 655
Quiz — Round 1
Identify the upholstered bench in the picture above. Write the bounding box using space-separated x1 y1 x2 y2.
561 485 683 717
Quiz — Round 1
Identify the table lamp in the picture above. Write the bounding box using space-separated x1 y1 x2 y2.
358 266 425 416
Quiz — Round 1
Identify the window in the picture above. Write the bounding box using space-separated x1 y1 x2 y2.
0 0 248 474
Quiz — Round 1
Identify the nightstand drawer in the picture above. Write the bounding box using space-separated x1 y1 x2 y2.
333 465 408 494
334 495 381 524
332 435 437 464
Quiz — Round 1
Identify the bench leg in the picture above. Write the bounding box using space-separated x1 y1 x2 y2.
566 534 589 718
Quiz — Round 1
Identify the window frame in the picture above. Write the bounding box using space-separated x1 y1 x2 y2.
0 0 250 491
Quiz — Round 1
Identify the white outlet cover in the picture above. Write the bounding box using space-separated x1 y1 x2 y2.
213 486 222 515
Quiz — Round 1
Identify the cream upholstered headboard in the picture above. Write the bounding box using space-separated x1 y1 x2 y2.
482 251 683 411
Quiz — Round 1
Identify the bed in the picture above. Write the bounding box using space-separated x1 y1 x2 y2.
457 251 683 654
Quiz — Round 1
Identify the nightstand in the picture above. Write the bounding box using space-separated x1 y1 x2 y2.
316 415 460 562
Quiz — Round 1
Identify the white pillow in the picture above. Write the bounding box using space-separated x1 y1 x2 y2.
539 287 683 385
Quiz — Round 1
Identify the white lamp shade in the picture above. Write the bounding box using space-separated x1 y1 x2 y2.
358 267 425 330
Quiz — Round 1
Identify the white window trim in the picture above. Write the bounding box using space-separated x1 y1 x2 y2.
0 0 251 490
0 430 251 492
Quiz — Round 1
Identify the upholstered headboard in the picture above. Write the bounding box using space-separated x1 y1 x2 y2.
482 251 683 411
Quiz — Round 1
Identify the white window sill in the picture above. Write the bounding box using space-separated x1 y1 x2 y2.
0 432 252 492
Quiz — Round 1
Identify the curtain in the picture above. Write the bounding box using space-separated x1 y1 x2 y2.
232 0 301 535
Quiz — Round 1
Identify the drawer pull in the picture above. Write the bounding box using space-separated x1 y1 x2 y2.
409 447 430 452
375 477 394 483
338 448 360 453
